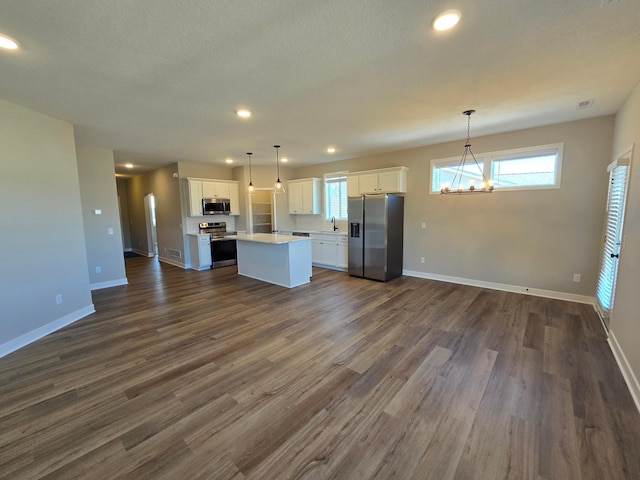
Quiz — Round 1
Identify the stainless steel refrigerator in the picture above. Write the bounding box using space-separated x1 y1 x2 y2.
348 194 404 281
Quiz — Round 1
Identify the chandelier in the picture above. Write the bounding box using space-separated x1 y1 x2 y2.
441 109 494 194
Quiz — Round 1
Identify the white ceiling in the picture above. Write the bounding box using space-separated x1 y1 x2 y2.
1 0 639 174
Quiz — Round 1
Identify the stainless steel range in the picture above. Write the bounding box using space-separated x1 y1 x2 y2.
198 222 238 268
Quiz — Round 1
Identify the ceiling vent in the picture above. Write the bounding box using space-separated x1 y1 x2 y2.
577 99 595 110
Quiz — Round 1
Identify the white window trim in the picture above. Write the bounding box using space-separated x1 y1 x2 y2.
429 142 564 194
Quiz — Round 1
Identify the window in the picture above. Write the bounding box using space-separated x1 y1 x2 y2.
325 174 348 220
430 143 563 193
431 156 485 193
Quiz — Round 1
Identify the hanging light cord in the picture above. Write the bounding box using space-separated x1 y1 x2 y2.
247 152 253 185
275 145 281 182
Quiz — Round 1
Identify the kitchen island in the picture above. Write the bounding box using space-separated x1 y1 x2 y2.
234 233 312 288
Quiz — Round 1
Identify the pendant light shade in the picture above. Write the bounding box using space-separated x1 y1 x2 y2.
246 152 254 194
440 110 493 194
273 145 285 194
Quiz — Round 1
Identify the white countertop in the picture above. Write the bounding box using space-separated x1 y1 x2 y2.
186 233 210 237
281 230 347 237
233 233 312 244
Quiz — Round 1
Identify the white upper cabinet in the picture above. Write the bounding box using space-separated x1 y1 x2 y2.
202 181 231 199
288 178 321 214
187 178 240 216
188 180 204 216
346 167 408 196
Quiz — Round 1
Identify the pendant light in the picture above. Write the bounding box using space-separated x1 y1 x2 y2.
440 110 493 194
273 145 286 194
246 152 255 194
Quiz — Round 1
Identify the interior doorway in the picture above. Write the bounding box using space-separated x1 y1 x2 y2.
144 193 158 256
249 189 273 234
595 146 633 329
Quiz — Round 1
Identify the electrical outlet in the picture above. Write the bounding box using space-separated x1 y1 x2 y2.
573 273 581 282
421 222 426 229
94 209 102 215
96 266 101 273
420 256 425 264
107 227 114 235
56 294 63 304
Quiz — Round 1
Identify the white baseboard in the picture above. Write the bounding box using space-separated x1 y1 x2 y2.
402 270 595 305
312 263 347 272
608 331 640 414
90 278 128 291
0 304 95 358
158 256 187 269
132 248 154 257
124 248 133 252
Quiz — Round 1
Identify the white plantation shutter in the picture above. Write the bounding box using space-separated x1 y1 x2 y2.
596 160 629 317
326 175 348 219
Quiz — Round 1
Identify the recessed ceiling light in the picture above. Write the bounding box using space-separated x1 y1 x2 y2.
326 147 336 154
433 10 461 31
124 163 134 169
225 158 234 164
281 157 288 163
0 34 19 50
236 109 251 118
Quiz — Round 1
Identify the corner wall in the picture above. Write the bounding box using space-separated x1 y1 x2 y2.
0 98 94 356
609 80 640 407
76 143 127 289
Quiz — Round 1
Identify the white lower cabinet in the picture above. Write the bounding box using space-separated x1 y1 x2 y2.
188 234 211 270
311 234 348 270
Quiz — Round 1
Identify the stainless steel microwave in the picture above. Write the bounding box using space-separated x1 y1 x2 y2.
202 198 231 215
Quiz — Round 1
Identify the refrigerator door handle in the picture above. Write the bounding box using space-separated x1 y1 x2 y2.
350 222 360 238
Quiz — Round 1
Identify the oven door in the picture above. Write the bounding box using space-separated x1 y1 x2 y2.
210 238 237 268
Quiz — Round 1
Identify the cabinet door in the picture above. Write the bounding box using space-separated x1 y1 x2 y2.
198 236 212 267
201 181 216 198
312 239 323 264
358 173 379 194
214 182 231 199
189 180 203 216
322 242 338 266
347 176 359 197
301 181 314 213
229 183 240 215
288 182 303 214
336 240 348 268
377 171 400 193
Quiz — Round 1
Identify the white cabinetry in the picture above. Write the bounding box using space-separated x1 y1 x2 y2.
189 180 204 216
346 167 408 196
188 234 211 270
288 178 321 214
311 233 348 270
202 181 231 200
187 178 240 216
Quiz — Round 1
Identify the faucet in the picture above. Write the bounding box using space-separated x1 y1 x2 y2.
331 216 338 231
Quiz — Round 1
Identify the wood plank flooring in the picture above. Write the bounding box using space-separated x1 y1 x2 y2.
1 257 639 479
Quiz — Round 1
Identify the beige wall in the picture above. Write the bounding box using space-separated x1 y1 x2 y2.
127 163 184 265
610 81 640 393
0 98 93 352
297 116 614 297
116 177 132 250
76 143 127 287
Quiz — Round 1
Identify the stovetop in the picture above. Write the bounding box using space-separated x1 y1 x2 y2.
199 221 237 239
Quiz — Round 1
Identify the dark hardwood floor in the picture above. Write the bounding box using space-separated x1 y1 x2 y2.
1 257 639 479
